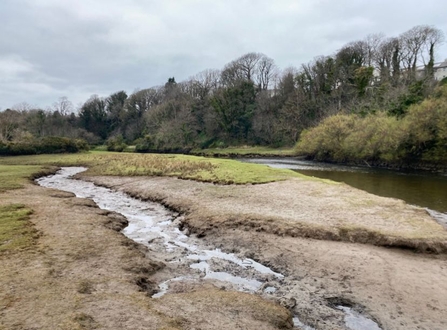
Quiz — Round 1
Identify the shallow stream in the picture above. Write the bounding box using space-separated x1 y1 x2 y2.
37 167 382 330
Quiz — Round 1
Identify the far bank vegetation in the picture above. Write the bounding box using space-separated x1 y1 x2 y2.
296 84 447 167
0 25 446 168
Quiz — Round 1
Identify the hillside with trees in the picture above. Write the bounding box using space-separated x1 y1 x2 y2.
1 25 446 166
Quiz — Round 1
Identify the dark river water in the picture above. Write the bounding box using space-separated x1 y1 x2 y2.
241 158 447 214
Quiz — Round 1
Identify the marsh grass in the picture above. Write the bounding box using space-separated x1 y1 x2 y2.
0 165 49 192
0 204 35 253
191 145 296 157
0 151 304 184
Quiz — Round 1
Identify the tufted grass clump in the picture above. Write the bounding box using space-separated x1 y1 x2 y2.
0 204 36 253
0 165 50 192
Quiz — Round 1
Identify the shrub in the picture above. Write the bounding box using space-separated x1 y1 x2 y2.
296 114 356 162
343 113 405 162
0 137 89 156
296 85 447 167
135 135 155 153
106 135 127 152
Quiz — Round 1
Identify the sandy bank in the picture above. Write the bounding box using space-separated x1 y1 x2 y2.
88 175 447 253
85 174 447 330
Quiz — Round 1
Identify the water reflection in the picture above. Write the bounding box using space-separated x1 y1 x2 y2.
241 158 447 213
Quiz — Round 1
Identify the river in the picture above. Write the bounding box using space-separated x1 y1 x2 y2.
241 158 447 214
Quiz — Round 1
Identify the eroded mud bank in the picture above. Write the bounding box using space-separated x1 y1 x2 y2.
37 167 385 330
81 173 447 330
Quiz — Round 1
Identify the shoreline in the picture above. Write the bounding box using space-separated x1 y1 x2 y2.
128 147 447 174
86 174 447 254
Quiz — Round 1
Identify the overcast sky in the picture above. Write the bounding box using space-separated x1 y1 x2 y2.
1 0 447 110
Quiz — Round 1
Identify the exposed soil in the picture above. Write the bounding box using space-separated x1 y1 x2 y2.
0 183 292 330
87 176 447 252
84 175 447 330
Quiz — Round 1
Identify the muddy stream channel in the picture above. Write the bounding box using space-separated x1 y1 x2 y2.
37 167 381 330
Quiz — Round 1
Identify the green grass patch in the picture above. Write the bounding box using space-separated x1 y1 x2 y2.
187 156 303 184
0 152 306 184
0 165 50 192
91 145 108 152
0 204 35 253
92 145 135 153
82 153 305 184
191 146 296 157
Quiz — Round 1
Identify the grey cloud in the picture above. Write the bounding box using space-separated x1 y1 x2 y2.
1 0 446 109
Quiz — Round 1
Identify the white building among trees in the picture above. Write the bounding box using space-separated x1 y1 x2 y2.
433 59 447 81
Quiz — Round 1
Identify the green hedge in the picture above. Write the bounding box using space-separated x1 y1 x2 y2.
0 137 89 156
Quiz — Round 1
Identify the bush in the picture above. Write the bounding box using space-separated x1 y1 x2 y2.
296 114 356 162
38 136 79 153
402 88 447 163
106 135 127 152
135 135 155 153
295 85 447 166
343 113 404 162
0 137 89 156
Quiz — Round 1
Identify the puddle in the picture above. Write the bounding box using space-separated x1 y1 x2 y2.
292 317 316 330
151 276 191 298
337 306 381 330
37 167 383 329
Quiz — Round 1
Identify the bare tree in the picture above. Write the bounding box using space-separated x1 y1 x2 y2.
221 52 278 91
256 55 277 90
11 102 33 112
364 33 385 67
221 60 245 87
398 25 445 81
187 69 221 99
52 96 74 116
237 52 262 81
400 26 429 76
0 109 20 142
375 37 399 82
421 26 445 77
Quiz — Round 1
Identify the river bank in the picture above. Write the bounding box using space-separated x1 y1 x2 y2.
85 173 447 330
2 153 447 329
87 174 447 253
240 157 447 215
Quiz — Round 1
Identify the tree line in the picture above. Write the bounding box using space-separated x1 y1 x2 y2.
1 25 445 155
296 83 447 168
